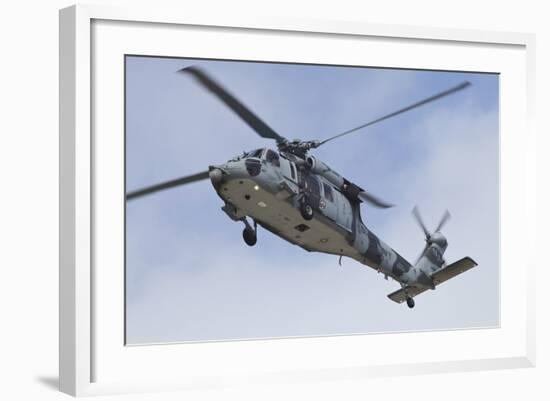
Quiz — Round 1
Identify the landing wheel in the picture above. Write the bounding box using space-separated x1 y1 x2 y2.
406 297 415 309
242 227 257 246
300 201 314 221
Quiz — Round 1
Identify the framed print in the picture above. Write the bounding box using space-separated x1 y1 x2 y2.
59 4 536 397
124 56 498 345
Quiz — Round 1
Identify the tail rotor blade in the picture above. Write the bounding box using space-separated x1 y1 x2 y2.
412 206 430 239
435 209 451 232
414 243 429 265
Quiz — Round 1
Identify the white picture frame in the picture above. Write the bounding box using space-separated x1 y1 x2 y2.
59 4 536 397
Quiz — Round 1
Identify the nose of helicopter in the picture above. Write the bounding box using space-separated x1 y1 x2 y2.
208 166 224 185
209 158 260 190
208 166 223 184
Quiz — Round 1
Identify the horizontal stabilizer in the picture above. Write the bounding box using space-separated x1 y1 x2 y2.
387 256 478 304
432 256 478 286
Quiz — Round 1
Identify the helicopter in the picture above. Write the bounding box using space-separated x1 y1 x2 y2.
126 66 478 309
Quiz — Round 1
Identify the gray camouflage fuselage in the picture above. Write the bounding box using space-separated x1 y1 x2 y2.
209 147 444 290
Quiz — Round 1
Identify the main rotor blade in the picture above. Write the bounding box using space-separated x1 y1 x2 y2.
126 170 209 201
412 206 430 239
358 191 394 208
180 66 287 144
317 81 471 147
435 210 451 233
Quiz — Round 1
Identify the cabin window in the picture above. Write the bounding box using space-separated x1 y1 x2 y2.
323 183 334 202
266 149 280 166
290 163 296 180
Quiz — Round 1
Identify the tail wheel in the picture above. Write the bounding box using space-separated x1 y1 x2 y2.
300 200 314 221
406 297 415 309
242 227 257 246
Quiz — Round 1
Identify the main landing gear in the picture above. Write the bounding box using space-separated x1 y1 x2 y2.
242 218 257 246
300 198 314 221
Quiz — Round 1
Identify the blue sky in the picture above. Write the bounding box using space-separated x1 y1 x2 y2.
125 56 499 344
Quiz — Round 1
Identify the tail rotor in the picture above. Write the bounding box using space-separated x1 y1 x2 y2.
412 206 451 240
412 206 451 264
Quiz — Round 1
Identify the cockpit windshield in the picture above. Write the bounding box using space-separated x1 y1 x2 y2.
230 148 266 162
245 148 265 159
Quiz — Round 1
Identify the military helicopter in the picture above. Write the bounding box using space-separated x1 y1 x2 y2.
127 66 478 308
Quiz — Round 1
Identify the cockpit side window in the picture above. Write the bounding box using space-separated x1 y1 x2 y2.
266 149 280 167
